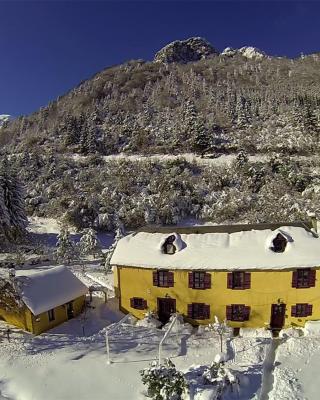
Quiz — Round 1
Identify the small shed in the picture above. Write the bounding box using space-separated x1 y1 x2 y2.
0 266 88 334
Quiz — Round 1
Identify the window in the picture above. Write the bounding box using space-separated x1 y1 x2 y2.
153 270 174 287
48 309 55 322
227 272 251 290
162 235 176 255
226 304 250 322
187 303 210 320
130 297 147 310
271 233 287 253
188 272 211 289
291 303 312 317
292 269 316 289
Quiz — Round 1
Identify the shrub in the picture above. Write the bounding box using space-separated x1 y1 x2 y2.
140 359 188 400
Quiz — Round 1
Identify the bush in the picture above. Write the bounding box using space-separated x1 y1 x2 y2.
140 359 188 400
202 361 239 400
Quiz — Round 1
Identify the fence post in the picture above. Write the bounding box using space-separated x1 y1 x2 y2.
158 314 178 366
105 313 132 364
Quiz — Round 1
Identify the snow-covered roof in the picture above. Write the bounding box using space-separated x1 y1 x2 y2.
111 226 320 271
15 266 88 315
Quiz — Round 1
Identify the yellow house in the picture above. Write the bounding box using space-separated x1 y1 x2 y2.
0 266 88 334
111 222 320 330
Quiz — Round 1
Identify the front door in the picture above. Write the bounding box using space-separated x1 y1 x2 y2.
157 298 176 324
270 303 286 329
67 302 74 320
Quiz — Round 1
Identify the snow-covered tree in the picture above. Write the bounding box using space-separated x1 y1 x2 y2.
79 227 101 258
0 157 28 240
0 276 23 315
140 359 188 400
103 222 125 273
55 225 75 264
192 118 211 157
202 358 239 399
208 316 232 353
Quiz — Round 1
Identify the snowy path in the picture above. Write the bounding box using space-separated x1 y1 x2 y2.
69 152 319 167
71 152 271 166
259 339 281 400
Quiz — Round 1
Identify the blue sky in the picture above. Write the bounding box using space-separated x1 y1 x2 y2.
1 1 320 116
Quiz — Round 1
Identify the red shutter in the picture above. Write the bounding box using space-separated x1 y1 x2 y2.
204 304 210 319
143 300 147 310
226 305 232 320
244 273 251 289
204 273 211 289
243 306 250 321
309 270 316 287
130 298 135 308
167 272 174 287
307 304 313 316
292 271 298 288
227 273 233 289
188 272 194 288
291 305 297 317
153 271 159 286
187 304 193 318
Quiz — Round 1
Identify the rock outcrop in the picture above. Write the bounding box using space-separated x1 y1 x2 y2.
221 46 267 60
0 115 11 128
154 37 219 64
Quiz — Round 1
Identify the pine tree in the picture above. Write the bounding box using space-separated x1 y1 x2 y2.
87 124 97 154
104 222 125 273
192 118 211 157
79 227 101 258
0 157 28 240
55 225 75 264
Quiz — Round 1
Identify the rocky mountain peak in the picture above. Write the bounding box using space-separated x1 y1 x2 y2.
154 37 219 64
221 46 267 59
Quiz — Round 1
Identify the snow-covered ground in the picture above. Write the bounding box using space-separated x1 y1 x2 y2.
0 294 271 400
269 336 320 400
27 216 114 249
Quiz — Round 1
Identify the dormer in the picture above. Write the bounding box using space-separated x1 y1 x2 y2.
162 235 176 254
160 233 184 255
271 233 287 253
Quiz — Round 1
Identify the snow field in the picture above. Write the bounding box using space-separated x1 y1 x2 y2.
268 337 320 400
0 297 271 400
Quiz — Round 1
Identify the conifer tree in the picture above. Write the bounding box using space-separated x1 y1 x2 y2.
55 225 75 264
0 157 28 240
79 227 101 258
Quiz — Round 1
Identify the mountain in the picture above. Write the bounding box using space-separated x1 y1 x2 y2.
154 37 219 63
1 37 320 230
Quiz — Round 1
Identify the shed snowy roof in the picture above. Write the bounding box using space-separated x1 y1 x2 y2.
111 226 320 271
16 266 88 315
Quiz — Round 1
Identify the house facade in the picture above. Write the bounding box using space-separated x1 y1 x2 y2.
111 222 320 329
0 266 88 334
